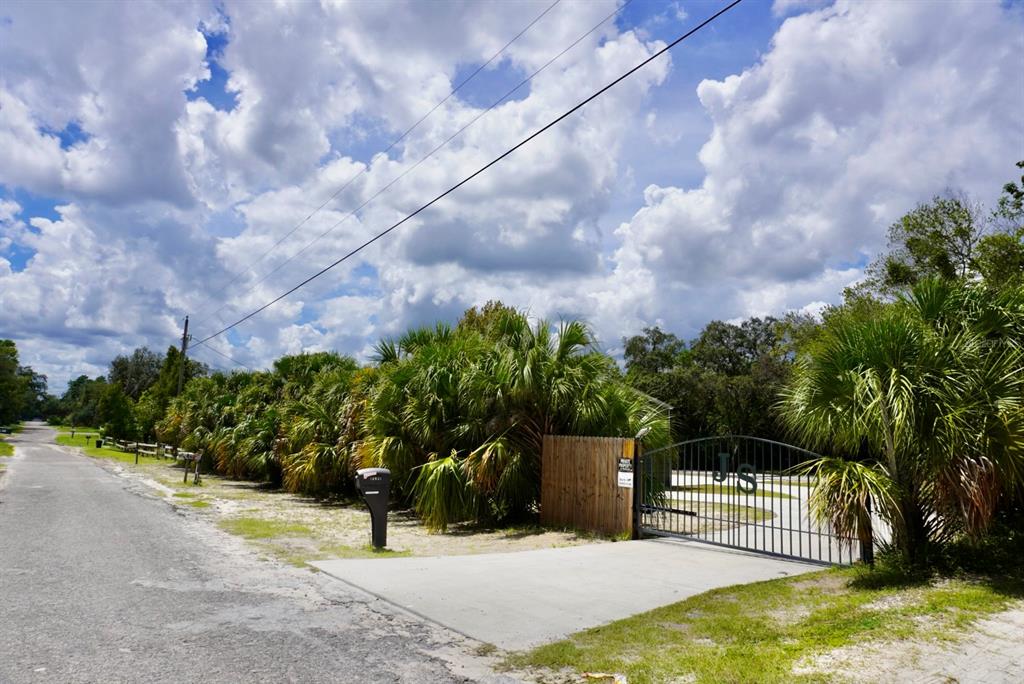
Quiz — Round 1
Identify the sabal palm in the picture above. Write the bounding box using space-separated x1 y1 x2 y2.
779 279 1024 563
367 311 670 530
281 367 360 495
362 325 486 488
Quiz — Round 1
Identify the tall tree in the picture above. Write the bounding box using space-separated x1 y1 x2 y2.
16 366 48 419
691 317 780 376
133 347 209 439
862 164 1024 294
108 347 162 401
976 160 1024 287
865 194 984 293
59 375 109 427
97 383 136 438
623 319 794 442
623 326 686 375
0 340 25 424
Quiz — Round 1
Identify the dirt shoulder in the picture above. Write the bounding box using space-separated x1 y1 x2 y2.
61 442 603 568
796 602 1024 683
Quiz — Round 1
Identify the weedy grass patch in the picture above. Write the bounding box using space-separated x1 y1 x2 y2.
506 565 1023 684
218 516 312 539
273 543 412 568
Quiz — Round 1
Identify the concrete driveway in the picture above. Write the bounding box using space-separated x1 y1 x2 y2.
312 537 821 650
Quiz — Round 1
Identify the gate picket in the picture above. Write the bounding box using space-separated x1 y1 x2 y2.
638 436 863 566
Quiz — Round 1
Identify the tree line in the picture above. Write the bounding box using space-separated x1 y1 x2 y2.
623 161 1024 565
44 304 668 531
0 340 51 425
25 162 1024 555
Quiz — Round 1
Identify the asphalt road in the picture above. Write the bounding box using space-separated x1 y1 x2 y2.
0 423 497 683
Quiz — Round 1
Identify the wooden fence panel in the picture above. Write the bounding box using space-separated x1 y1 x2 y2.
541 434 636 537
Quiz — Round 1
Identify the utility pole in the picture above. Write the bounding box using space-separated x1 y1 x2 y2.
175 315 192 476
176 315 190 396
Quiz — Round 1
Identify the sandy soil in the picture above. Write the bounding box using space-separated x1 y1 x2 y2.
93 455 604 566
794 602 1024 683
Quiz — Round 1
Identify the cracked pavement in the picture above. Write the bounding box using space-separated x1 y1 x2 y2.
0 423 514 683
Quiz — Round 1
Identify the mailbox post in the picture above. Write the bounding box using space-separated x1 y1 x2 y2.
355 467 391 549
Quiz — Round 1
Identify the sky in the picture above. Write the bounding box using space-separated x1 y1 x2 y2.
1 0 1022 393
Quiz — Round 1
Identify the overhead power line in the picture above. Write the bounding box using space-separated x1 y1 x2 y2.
194 0 562 317
199 0 634 329
195 0 745 347
201 0 633 331
192 340 252 371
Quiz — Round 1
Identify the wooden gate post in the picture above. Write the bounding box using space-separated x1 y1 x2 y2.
632 441 643 540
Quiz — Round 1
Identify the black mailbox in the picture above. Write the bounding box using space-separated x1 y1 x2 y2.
355 467 391 548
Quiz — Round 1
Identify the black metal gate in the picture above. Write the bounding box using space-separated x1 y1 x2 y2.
637 436 860 565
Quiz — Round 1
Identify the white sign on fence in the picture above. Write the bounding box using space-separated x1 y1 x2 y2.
617 457 633 488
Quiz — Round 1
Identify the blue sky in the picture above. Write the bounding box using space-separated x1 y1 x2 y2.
1 0 1021 390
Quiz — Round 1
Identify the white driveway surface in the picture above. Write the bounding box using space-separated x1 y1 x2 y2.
312 537 821 650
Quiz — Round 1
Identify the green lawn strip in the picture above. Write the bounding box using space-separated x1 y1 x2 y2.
505 567 1020 684
52 425 101 434
671 484 795 500
187 500 211 508
54 433 169 465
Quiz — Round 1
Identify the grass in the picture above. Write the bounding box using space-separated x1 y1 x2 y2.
671 484 795 500
275 543 413 568
51 425 101 434
1 422 20 456
316 543 412 559
653 503 775 532
218 516 313 539
55 432 169 465
506 563 1024 684
217 514 413 567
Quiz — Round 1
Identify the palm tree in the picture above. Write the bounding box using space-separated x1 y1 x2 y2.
461 313 669 521
779 279 1024 564
280 365 362 496
366 310 670 531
